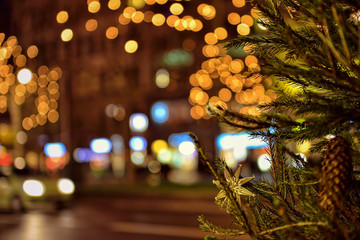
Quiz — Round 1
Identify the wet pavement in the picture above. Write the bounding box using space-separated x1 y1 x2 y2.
0 188 250 240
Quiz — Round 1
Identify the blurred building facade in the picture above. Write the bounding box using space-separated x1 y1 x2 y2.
1 0 274 184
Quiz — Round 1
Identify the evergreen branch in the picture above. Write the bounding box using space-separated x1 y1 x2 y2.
251 201 268 237
198 0 360 239
226 35 287 48
331 6 351 60
257 221 328 236
280 71 356 92
252 185 276 195
254 1 360 86
280 181 320 186
207 106 274 131
282 0 316 19
312 21 360 84
198 215 245 236
267 134 278 191
189 133 253 234
284 146 307 168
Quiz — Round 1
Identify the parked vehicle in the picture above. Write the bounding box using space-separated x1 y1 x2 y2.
0 169 75 212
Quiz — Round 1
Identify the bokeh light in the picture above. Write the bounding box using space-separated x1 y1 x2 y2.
108 0 121 10
16 131 27 144
73 148 92 163
233 146 248 162
17 68 32 84
132 11 144 23
124 40 138 53
152 13 166 26
57 178 75 195
178 141 196 156
198 4 216 20
129 113 149 132
90 138 112 154
151 102 169 123
214 27 228 40
23 180 45 197
151 139 168 154
85 19 98 31
156 0 167 5
257 154 271 172
148 160 161 174
217 133 234 150
130 0 146 9
44 142 66 158
56 11 69 24
14 157 26 170
170 3 184 15
129 136 147 151
237 23 250 35
155 68 170 88
204 32 218 45
145 0 156 5
228 12 241 25
123 6 136 18
61 29 73 42
88 1 101 13
168 133 192 147
241 15 254 26
106 27 119 39
105 104 126 121
233 0 246 8
131 151 145 165
27 45 38 58
157 148 172 164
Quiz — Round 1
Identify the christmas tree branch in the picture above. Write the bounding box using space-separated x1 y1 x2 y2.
257 221 328 236
198 0 360 238
189 133 253 235
331 6 351 60
280 180 320 186
198 215 245 236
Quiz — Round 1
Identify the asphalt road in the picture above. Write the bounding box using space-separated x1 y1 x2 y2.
0 189 251 240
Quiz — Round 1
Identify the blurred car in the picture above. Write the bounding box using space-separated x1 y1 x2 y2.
0 170 75 212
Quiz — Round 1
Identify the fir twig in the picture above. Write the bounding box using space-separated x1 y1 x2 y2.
198 215 245 236
189 133 254 235
257 221 328 236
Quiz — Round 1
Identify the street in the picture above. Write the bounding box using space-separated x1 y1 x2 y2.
0 189 250 240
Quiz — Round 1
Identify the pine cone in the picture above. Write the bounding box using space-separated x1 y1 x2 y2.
319 136 353 216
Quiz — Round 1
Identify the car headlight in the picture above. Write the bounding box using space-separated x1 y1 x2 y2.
57 178 75 195
23 180 45 197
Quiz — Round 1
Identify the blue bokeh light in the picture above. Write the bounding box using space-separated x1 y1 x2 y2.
168 133 192 147
129 136 147 151
217 133 267 150
44 142 66 158
73 148 92 162
151 102 169 123
217 133 234 150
